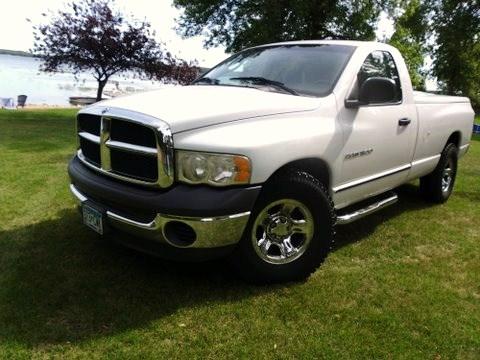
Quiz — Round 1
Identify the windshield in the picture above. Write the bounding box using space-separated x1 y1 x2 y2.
196 44 355 97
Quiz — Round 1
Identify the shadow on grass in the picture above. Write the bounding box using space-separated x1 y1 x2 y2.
0 209 276 346
0 183 432 346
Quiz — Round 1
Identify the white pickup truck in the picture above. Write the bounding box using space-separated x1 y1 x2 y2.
69 40 474 283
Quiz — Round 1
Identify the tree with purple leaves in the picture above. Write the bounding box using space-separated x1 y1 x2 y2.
33 0 198 101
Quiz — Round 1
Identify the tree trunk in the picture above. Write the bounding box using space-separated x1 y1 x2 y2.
96 79 107 102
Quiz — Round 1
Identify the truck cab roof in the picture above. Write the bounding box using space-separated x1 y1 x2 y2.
251 39 398 52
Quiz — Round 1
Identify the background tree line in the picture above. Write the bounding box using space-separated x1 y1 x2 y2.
33 0 478 110
174 0 479 112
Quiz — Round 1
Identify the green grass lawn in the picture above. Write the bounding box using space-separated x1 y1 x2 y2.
0 109 479 359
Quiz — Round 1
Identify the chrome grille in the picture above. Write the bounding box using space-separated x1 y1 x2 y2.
76 107 174 188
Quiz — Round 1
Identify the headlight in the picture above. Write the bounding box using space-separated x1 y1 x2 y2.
176 150 251 186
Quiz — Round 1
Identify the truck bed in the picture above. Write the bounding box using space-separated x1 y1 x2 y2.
413 91 471 104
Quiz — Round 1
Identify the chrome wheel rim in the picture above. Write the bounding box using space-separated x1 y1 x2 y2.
251 199 314 265
442 160 453 193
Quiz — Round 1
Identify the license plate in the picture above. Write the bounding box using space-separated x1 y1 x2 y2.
82 204 104 235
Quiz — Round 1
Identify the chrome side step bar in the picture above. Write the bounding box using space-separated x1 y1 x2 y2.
337 193 398 225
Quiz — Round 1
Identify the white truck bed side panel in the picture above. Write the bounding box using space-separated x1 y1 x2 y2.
413 91 471 104
408 100 474 180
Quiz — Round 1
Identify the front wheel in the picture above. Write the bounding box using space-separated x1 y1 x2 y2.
230 171 335 284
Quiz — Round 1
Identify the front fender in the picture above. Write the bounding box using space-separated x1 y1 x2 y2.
173 99 342 185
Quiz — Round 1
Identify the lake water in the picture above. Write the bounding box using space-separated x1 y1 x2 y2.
0 54 166 106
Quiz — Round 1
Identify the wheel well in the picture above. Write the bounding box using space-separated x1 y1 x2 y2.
268 158 331 191
446 131 461 148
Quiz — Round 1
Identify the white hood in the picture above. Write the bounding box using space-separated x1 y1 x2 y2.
94 85 320 133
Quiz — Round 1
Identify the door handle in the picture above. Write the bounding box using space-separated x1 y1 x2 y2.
398 118 411 126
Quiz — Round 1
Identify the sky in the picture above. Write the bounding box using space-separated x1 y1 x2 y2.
0 0 395 67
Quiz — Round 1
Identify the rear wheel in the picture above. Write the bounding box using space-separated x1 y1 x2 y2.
230 171 335 284
420 143 458 203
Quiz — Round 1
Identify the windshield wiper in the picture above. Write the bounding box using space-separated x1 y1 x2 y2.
192 77 220 85
229 77 299 96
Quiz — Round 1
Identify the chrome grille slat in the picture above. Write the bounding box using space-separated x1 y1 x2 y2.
100 117 112 171
78 132 100 144
106 140 157 156
76 107 174 188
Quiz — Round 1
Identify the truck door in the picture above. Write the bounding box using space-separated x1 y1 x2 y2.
335 50 417 206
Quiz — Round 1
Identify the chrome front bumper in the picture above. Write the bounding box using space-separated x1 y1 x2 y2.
70 184 251 249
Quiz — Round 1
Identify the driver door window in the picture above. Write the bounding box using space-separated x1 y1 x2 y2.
356 51 402 103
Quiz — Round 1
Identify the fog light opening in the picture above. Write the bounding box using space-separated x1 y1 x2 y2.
164 221 197 247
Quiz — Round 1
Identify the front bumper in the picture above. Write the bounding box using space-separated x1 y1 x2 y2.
68 156 261 251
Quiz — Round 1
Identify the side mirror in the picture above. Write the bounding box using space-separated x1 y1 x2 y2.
345 77 397 108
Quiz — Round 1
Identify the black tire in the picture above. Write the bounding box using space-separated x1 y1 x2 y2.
420 143 458 203
230 171 335 284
